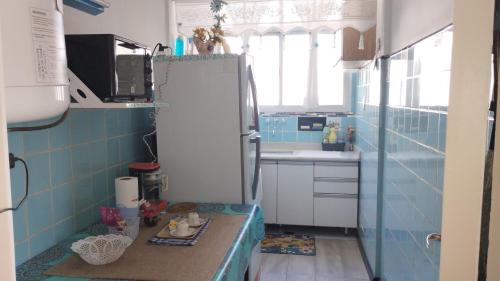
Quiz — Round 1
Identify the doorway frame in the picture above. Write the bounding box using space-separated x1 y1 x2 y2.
439 0 495 280
0 20 18 281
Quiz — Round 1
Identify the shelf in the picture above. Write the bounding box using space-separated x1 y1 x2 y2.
63 0 110 15
68 69 168 109
70 101 168 109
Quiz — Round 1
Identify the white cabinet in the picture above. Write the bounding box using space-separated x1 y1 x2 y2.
314 194 358 228
313 179 358 194
260 159 359 228
277 162 314 225
314 162 358 178
313 163 359 228
261 161 278 224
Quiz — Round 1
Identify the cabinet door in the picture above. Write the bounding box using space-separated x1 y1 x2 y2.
314 195 358 228
342 26 376 61
277 162 314 225
261 162 278 224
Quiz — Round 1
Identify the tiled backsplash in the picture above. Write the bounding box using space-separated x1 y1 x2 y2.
258 115 355 143
8 108 153 266
354 64 382 275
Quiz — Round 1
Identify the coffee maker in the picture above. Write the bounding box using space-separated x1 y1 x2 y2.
129 162 168 226
128 162 167 200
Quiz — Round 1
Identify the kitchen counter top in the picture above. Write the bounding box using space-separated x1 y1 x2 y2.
16 204 264 281
261 149 360 162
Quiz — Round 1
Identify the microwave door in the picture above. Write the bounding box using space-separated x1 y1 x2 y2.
116 54 146 97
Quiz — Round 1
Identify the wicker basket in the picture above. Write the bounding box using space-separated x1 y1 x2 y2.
71 234 133 265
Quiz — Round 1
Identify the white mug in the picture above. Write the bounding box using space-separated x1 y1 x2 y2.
176 221 190 236
188 212 201 226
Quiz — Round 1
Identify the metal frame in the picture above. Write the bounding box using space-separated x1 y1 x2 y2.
244 31 352 113
67 69 168 109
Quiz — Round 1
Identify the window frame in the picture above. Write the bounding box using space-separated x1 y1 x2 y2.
258 72 352 113
229 30 352 113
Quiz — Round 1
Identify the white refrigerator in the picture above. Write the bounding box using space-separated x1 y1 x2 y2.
154 54 262 281
154 54 262 206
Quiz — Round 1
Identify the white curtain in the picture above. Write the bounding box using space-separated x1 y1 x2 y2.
174 0 376 36
305 32 317 109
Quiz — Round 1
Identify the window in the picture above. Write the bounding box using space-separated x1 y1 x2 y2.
317 32 343 106
248 35 280 106
224 36 244 55
226 30 347 112
282 33 310 106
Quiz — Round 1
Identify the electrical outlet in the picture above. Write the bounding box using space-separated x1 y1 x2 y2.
9 153 15 169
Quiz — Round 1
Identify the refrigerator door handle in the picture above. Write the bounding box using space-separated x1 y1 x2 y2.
250 134 261 200
248 66 260 132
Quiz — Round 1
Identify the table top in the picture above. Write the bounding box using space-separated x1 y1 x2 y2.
16 203 264 281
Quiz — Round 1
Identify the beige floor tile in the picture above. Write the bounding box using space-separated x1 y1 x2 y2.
262 253 289 275
314 239 369 279
286 273 316 281
336 240 369 279
261 272 287 281
260 230 369 281
287 255 316 276
315 239 344 277
315 275 370 281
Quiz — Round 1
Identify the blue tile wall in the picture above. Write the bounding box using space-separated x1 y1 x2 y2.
381 28 452 281
7 108 154 266
354 64 382 275
355 27 453 281
258 115 355 144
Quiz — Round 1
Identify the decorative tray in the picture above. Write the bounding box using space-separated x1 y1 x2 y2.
155 216 208 240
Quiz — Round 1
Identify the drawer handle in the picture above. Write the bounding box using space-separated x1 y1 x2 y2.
315 162 358 167
314 177 358 183
278 161 314 165
314 193 358 199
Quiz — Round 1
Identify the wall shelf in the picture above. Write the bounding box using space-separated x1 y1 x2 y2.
68 69 168 109
63 0 110 15
69 101 168 109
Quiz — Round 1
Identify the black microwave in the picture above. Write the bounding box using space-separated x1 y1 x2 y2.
65 34 154 101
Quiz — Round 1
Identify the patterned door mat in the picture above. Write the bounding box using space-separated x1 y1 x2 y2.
261 233 316 256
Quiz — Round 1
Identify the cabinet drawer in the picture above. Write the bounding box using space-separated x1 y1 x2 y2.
314 179 358 194
314 163 358 179
314 195 357 228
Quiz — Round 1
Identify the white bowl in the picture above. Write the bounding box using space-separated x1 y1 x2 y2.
71 234 133 265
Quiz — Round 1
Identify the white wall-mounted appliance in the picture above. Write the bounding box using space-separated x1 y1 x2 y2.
0 0 69 123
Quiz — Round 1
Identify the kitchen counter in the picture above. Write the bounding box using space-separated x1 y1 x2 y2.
16 204 264 281
262 149 360 162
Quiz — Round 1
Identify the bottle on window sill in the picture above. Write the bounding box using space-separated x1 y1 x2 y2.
175 36 185 56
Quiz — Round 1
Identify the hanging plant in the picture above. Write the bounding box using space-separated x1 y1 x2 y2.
210 0 227 14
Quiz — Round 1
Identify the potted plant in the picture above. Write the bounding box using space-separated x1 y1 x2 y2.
192 0 231 55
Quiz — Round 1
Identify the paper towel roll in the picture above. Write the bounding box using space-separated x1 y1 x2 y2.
115 177 139 208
